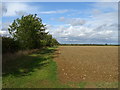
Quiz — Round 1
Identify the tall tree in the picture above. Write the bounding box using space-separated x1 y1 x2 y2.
8 14 47 49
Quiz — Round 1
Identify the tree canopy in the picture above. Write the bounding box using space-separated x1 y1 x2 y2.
3 14 59 53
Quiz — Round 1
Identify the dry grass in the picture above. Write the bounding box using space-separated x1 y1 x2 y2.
54 46 118 88
3 49 38 64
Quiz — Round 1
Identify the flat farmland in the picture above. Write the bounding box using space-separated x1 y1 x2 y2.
54 46 118 88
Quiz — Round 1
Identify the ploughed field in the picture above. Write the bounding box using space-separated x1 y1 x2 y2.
54 46 118 88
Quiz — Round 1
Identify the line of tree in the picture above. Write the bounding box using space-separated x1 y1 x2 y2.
2 14 59 53
60 44 118 46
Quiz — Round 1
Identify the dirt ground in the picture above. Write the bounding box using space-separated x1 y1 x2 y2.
54 46 118 88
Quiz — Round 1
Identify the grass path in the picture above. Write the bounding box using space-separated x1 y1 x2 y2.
2 47 69 88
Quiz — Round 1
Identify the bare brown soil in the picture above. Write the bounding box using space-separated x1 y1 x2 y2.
54 46 118 88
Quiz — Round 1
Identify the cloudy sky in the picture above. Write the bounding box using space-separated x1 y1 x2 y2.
1 1 118 44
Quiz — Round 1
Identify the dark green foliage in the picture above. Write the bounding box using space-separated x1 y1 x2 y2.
3 14 59 53
8 14 48 49
105 43 108 45
45 35 59 47
2 37 19 53
51 38 60 46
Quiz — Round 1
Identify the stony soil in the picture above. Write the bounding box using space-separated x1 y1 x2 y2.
54 46 118 88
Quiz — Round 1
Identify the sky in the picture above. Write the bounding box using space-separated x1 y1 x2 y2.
0 2 118 44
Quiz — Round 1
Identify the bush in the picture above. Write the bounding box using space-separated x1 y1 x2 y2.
2 37 19 53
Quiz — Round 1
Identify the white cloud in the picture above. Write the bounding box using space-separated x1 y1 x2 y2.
93 2 118 11
92 9 101 15
48 24 118 44
39 9 69 14
58 17 86 26
44 8 118 44
2 3 69 16
69 18 86 26
0 31 9 36
59 17 65 21
87 12 118 30
47 10 118 44
3 3 27 16
0 22 11 36
2 3 39 16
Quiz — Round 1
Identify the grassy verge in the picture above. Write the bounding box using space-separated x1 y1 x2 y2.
2 47 69 88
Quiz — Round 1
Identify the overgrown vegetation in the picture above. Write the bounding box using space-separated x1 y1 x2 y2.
2 14 59 54
2 37 19 53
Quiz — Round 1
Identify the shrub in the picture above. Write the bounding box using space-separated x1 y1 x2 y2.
2 37 19 53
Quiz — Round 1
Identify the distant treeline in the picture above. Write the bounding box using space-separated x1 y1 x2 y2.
60 44 119 46
2 14 59 54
